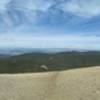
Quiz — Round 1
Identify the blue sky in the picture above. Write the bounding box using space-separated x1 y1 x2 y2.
0 0 100 50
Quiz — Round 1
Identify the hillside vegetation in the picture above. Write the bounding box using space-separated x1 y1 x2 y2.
0 51 100 73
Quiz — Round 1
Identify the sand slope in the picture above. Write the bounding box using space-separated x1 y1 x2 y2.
0 66 100 100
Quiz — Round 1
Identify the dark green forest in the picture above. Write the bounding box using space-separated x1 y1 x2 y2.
0 51 100 73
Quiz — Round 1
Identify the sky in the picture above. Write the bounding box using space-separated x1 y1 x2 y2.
0 0 100 50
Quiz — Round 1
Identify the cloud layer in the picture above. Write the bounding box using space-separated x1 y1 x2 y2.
0 0 100 32
0 0 100 50
1 0 100 16
0 34 100 50
60 0 100 18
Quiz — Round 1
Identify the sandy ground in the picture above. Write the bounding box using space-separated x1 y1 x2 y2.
0 66 100 100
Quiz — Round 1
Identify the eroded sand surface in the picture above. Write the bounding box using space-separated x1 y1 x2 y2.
0 66 100 100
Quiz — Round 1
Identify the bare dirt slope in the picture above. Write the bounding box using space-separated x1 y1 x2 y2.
0 66 100 100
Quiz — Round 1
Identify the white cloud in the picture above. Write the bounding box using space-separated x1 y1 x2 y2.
60 0 100 18
1 0 100 18
0 0 11 10
10 0 53 12
0 0 100 35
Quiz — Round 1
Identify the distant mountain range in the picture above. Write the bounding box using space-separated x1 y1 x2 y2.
0 47 96 57
0 51 100 73
0 54 10 58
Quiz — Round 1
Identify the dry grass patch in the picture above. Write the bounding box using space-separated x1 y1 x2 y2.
0 66 100 100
